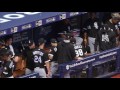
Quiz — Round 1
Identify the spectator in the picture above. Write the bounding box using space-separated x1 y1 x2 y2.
83 12 103 53
81 31 91 56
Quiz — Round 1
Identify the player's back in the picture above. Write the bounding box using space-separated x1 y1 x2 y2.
57 42 76 64
74 44 84 57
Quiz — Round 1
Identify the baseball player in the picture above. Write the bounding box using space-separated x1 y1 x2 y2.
0 49 15 78
33 38 51 78
95 12 120 52
25 40 36 75
49 39 58 77
70 38 84 59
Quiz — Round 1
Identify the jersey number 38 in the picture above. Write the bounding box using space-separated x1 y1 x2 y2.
75 49 83 57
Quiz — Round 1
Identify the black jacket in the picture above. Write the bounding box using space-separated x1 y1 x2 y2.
95 24 116 51
57 41 76 64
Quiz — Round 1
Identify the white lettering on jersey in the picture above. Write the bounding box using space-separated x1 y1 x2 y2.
33 50 44 64
94 22 98 29
102 34 109 42
74 45 83 57
54 47 57 52
87 25 91 29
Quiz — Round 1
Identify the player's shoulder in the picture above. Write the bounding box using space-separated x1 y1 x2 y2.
6 60 13 67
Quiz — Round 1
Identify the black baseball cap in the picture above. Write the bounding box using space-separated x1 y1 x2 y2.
38 38 46 45
65 33 73 40
27 40 34 46
50 39 57 43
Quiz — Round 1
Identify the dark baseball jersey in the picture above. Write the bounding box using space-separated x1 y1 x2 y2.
73 44 84 57
57 42 76 64
25 48 35 70
95 25 116 51
49 46 57 62
105 21 119 37
2 60 15 78
83 18 103 38
33 49 50 68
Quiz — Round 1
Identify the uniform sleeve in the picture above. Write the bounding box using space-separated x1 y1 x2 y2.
111 35 117 48
43 53 50 63
70 44 76 60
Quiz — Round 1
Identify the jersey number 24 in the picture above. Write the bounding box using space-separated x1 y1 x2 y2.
34 55 42 63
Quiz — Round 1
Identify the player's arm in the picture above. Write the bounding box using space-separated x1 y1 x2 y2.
84 46 91 56
48 48 54 60
44 53 51 77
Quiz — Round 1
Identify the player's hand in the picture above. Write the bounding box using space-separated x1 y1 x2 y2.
48 54 53 60
46 71 51 78
77 57 83 60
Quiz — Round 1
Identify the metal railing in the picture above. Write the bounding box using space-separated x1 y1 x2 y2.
19 47 120 78
58 47 120 78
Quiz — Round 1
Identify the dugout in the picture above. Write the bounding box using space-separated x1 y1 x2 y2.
1 12 116 78
0 12 88 49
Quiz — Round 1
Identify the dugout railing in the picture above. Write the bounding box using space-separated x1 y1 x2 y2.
19 47 120 78
57 47 120 78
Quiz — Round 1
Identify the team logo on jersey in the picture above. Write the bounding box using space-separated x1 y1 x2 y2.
115 25 119 30
102 34 109 42
94 22 98 29
66 65 70 70
4 67 7 70
54 47 57 52
111 29 113 32
87 25 91 29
